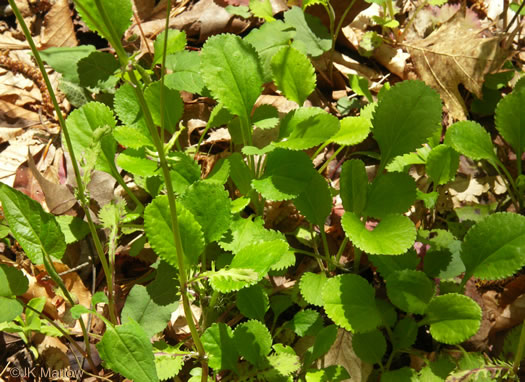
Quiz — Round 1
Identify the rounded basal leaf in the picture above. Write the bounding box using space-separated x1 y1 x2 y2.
381 367 418 382
144 195 204 268
426 145 460 185
461 212 525 280
167 152 202 195
75 0 132 41
392 317 418 350
114 83 142 126
249 0 275 22
113 125 154 149
0 264 28 297
299 272 326 306
352 329 386 364
341 212 416 255
0 184 66 264
283 7 331 57
294 172 332 226
252 149 315 201
372 80 442 169
180 182 232 244
305 365 350 382
78 51 119 92
306 324 338 364
65 101 117 173
164 52 205 94
234 320 272 367
386 270 434 314
200 34 263 123
340 159 368 215
153 29 186 65
444 121 497 162
288 309 324 337
425 293 481 345
97 320 158 382
117 148 159 177
121 285 178 338
271 46 316 105
236 284 269 321
0 296 23 322
322 274 381 333
202 323 238 372
330 116 371 146
252 104 279 129
144 81 183 133
368 250 419 279
376 299 397 328
495 87 525 157
275 107 339 150
364 172 416 219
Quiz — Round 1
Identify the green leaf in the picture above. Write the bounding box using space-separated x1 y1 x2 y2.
205 158 230 185
146 261 179 306
228 152 253 195
386 270 434 314
306 324 338 363
164 51 205 94
288 309 324 336
144 81 183 133
418 356 456 381
270 295 293 320
78 51 119 92
271 46 315 105
392 317 418 351
75 0 132 41
97 320 159 382
40 45 96 83
58 80 90 107
0 297 23 322
144 196 204 268
444 121 497 163
202 323 238 372
55 215 90 244
200 34 263 123
376 299 397 328
153 342 185 380
299 272 326 306
244 20 295 81
284 7 331 57
167 152 202 195
331 116 371 146
207 268 259 293
426 145 460 185
340 159 368 215
225 5 252 18
348 74 373 103
234 320 272 367
381 367 418 382
113 124 154 149
65 101 116 174
424 294 481 345
121 285 178 338
368 250 419 279
352 329 386 364
372 80 441 170
180 182 232 244
495 87 525 160
305 366 351 382
358 31 383 57
252 104 279 129
0 184 66 264
294 172 332 226
117 148 159 177
114 83 142 126
342 212 416 255
252 149 315 200
275 107 339 150
249 0 275 21
236 284 269 321
364 172 416 219
265 350 301 379
153 29 186 65
322 274 381 333
0 264 28 297
461 212 525 280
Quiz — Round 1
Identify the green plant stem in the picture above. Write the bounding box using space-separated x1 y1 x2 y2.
108 161 144 211
334 237 349 265
8 0 116 325
319 146 344 173
320 229 332 270
513 322 525 373
353 247 362 273
328 0 358 81
21 299 97 372
495 159 522 210
397 0 427 42
323 2 336 82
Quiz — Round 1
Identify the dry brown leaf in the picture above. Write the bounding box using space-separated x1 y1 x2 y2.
406 11 509 120
40 0 77 48
132 0 156 21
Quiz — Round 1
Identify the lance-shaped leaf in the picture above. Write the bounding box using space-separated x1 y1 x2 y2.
444 120 498 164
461 213 525 280
342 212 416 255
200 34 263 123
0 184 66 265
340 159 368 215
424 294 481 345
372 80 441 170
495 87 525 161
74 0 132 42
144 196 204 268
97 320 158 382
275 107 339 150
271 46 316 105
